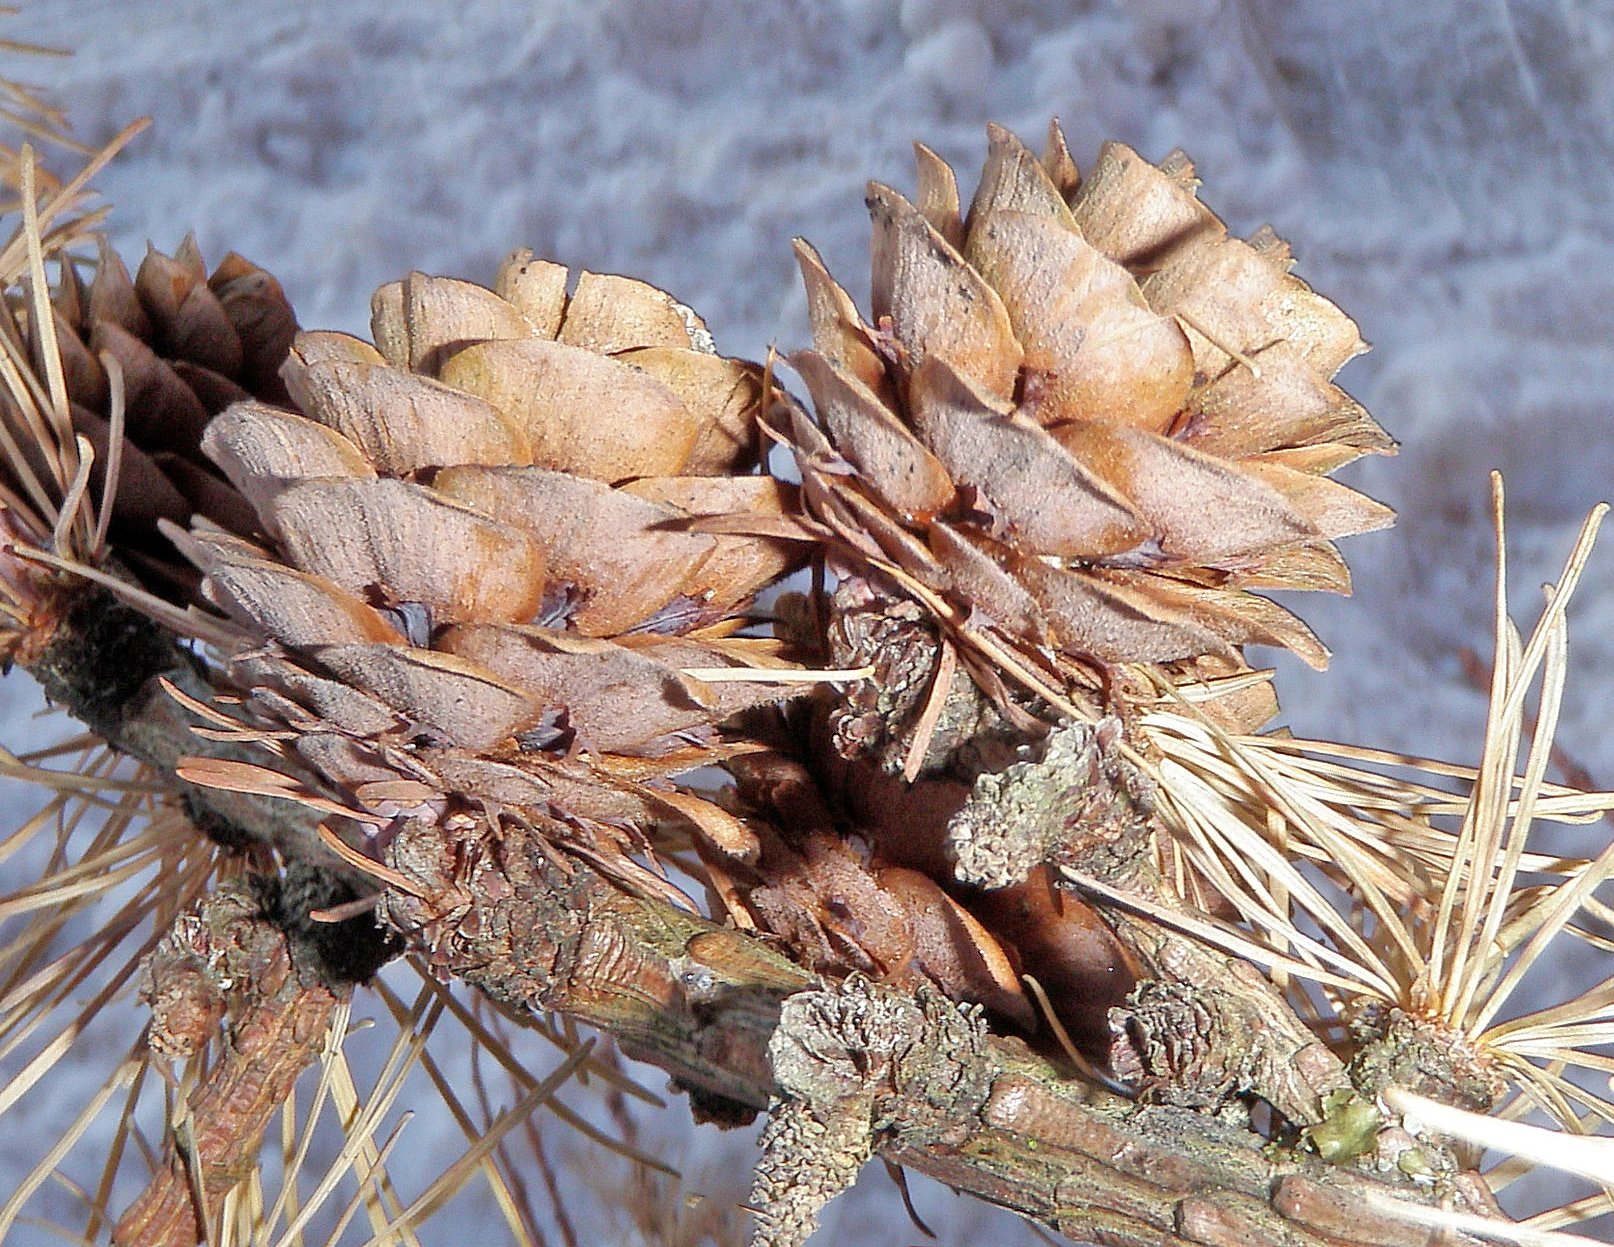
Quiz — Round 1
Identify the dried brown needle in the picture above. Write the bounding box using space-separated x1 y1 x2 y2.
1075 473 1614 1232
0 743 220 1242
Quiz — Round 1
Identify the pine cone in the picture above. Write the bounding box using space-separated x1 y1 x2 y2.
784 124 1396 731
710 124 1401 1056
163 254 810 893
47 235 298 590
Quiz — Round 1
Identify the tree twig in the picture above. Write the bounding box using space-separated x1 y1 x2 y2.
113 884 351 1246
25 583 1509 1246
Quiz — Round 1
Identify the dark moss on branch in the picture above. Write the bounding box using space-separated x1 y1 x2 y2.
31 583 195 742
259 863 399 986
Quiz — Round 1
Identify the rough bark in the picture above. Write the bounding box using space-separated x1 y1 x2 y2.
376 813 1497 1247
25 594 1506 1247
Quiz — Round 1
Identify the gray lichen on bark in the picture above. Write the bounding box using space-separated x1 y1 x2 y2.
750 974 993 1247
1348 1007 1506 1114
1106 971 1350 1120
947 718 1152 890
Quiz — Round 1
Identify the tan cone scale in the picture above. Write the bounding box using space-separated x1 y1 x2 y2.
786 124 1395 728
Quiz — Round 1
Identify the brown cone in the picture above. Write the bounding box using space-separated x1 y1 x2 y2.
41 234 298 593
709 125 1401 1055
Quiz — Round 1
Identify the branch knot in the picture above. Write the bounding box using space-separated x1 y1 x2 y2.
751 975 993 1246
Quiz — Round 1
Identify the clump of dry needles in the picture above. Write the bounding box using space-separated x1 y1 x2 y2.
0 31 1611 1247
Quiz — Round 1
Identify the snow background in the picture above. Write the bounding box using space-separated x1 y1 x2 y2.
4 0 1613 1242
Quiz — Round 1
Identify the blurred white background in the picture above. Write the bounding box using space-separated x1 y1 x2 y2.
5 1 1613 1242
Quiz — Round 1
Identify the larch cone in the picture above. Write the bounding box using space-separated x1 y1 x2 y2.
783 123 1396 739
723 124 1399 1062
154 250 815 905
